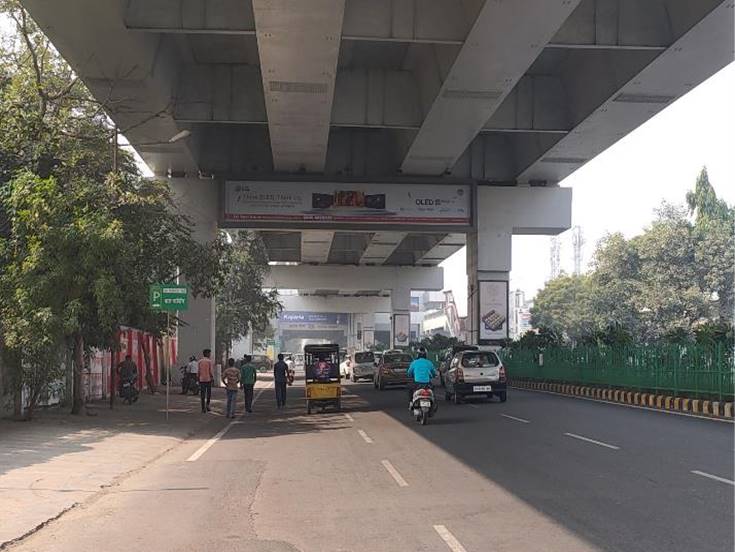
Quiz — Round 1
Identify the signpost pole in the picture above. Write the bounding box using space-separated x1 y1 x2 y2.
166 311 170 422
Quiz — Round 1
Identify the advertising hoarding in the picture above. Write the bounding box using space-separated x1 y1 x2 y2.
224 181 471 227
279 311 348 329
478 281 509 343
393 313 411 348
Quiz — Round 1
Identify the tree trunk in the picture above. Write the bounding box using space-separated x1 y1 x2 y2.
140 335 157 394
71 333 84 414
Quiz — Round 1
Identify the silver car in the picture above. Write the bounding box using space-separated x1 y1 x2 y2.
344 351 376 382
444 350 507 404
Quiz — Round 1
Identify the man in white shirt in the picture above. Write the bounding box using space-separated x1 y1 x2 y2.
181 355 198 394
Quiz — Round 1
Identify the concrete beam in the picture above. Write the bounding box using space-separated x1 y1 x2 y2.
477 186 572 236
265 265 443 291
252 0 345 172
519 0 732 184
400 0 581 175
416 233 466 265
359 232 408 265
301 231 335 264
174 65 571 135
279 294 390 313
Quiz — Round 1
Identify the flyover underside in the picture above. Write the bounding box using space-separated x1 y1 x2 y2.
21 0 732 183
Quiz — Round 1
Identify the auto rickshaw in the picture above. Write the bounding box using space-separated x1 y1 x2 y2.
304 344 341 414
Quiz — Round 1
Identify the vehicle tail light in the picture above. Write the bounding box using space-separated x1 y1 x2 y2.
455 367 464 383
419 389 431 397
499 365 507 383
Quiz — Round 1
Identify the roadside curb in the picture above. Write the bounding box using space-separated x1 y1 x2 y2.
510 379 734 421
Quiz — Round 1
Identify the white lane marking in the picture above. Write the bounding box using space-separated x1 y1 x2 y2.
381 460 409 487
501 413 530 424
186 383 272 462
691 470 735 486
187 422 235 462
357 429 374 444
344 413 354 422
468 404 480 409
564 432 620 450
433 525 468 552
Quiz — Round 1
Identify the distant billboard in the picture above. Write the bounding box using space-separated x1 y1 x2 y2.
478 281 509 343
279 311 348 329
223 181 471 227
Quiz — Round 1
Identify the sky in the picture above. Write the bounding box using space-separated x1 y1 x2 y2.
442 61 735 317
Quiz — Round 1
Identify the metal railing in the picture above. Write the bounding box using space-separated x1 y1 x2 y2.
503 343 734 401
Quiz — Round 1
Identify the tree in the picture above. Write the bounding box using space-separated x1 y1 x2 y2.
531 274 596 344
215 232 280 361
0 2 228 417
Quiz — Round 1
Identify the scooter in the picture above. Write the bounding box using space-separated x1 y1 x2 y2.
410 385 437 426
180 366 200 395
119 378 139 405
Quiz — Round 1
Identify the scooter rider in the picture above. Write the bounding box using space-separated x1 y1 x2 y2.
407 349 436 403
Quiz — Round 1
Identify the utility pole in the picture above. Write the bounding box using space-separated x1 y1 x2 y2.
572 226 584 276
549 237 561 281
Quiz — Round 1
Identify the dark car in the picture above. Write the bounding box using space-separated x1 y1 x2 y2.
437 345 479 386
374 350 414 390
251 354 273 373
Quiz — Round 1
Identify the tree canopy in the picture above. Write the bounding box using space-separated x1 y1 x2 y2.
530 168 733 347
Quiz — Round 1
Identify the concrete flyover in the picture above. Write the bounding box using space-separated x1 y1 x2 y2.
19 0 734 358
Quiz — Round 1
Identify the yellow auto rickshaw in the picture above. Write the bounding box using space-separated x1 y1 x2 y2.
304 344 342 414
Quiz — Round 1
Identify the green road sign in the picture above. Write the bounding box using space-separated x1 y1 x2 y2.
149 283 189 312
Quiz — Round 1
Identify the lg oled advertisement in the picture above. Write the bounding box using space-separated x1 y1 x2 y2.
224 181 471 227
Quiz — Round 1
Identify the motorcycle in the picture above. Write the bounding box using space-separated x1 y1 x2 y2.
410 385 437 426
119 377 139 405
180 366 200 395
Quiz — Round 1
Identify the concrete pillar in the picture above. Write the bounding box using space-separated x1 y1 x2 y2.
362 313 375 349
391 286 411 349
170 178 218 367
466 228 511 346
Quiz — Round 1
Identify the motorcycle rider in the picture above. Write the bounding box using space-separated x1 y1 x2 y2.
117 354 139 404
406 349 436 404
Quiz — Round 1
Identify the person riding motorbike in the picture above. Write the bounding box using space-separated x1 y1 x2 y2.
117 354 139 404
406 349 436 402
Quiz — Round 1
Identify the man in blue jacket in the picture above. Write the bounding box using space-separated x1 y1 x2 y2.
406 349 436 402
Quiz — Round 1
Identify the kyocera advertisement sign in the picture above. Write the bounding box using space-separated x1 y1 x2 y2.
223 181 471 227
279 311 348 329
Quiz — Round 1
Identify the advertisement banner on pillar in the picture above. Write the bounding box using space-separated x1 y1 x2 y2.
362 329 374 348
393 314 410 348
478 281 509 343
223 181 471 227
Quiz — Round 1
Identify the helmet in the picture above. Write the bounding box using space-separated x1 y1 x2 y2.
417 348 427 359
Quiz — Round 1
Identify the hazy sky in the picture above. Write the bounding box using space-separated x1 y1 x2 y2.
443 61 735 316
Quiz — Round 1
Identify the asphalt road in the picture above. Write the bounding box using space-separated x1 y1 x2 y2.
9 377 733 552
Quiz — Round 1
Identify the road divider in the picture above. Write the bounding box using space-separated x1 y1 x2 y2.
381 460 408 487
564 432 620 450
500 414 530 424
433 525 468 552
691 470 735 486
511 379 733 422
357 429 374 444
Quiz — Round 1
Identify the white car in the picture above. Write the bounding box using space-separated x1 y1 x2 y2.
343 351 376 382
444 349 507 404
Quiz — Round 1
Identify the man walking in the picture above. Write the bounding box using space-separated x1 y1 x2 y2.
198 349 214 413
222 358 241 418
239 354 257 413
117 355 139 404
273 353 289 409
182 355 198 394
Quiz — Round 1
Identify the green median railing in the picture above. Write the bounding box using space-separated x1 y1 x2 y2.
502 343 734 401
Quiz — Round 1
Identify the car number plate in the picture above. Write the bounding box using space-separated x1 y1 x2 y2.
473 385 492 392
419 400 431 407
